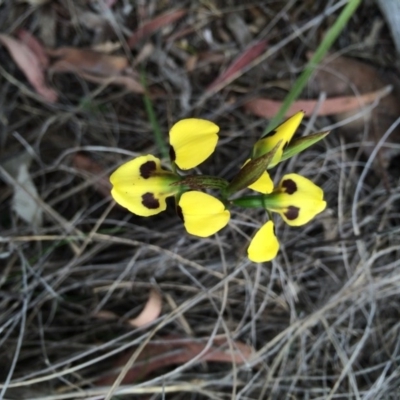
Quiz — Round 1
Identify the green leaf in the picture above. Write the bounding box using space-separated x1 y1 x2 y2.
226 141 281 196
280 131 330 161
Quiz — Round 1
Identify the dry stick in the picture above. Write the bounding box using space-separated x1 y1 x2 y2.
97 0 134 62
215 233 239 399
0 249 29 399
92 247 142 315
320 317 361 399
103 257 252 400
255 289 379 398
352 115 400 236
104 235 243 400
94 234 227 280
164 293 194 335
0 165 83 255
20 226 234 333
0 65 51 105
175 258 242 396
265 0 362 133
75 200 116 257
249 251 400 368
0 248 251 389
326 303 376 400
0 233 240 281
4 255 400 392
18 383 214 400
191 0 348 111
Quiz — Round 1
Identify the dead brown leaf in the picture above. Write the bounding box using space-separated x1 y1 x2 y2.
92 289 161 327
48 47 128 75
92 41 121 53
92 310 118 320
96 336 254 385
128 289 162 328
48 47 144 93
128 9 186 48
132 42 154 66
77 71 144 93
310 54 400 167
21 0 50 5
310 53 393 96
16 29 49 68
0 33 58 103
206 39 268 93
244 87 392 118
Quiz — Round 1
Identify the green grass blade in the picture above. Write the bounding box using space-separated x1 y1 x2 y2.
263 0 362 136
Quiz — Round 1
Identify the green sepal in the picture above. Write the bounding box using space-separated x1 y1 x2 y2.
225 141 281 196
173 175 229 191
231 195 265 208
280 131 330 162
232 193 284 209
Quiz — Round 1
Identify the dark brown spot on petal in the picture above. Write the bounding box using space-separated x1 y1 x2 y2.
176 205 184 221
169 145 176 162
140 161 157 179
284 206 299 221
282 178 297 194
265 129 277 137
142 192 159 209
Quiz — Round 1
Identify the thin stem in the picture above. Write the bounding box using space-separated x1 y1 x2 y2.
140 69 169 160
175 175 229 191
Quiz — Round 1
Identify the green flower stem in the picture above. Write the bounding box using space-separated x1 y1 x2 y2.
140 69 169 160
232 194 285 209
172 175 229 191
263 0 361 135
231 196 266 208
162 173 184 192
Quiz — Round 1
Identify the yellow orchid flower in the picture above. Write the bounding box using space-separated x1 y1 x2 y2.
265 173 326 226
110 155 180 217
177 191 230 237
110 114 328 264
242 159 274 194
247 221 279 262
252 111 304 168
169 118 219 170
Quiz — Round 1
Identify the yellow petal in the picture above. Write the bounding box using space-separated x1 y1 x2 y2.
178 191 230 237
248 171 274 194
253 111 304 168
268 173 326 226
242 159 274 194
247 221 279 262
169 118 219 170
110 155 178 217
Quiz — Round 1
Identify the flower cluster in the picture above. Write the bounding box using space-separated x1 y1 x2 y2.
110 113 328 262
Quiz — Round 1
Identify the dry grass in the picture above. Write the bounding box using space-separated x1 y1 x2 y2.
1 1 400 399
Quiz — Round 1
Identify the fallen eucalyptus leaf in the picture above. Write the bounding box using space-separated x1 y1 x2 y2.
1 154 43 228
